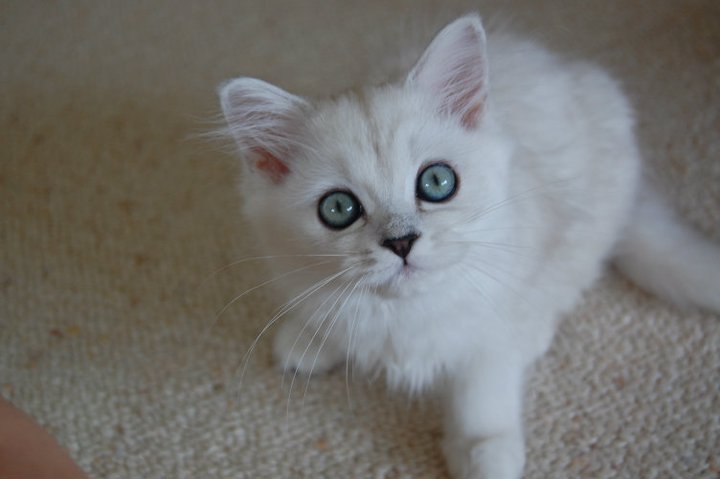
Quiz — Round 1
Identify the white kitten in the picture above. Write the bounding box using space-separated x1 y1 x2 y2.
218 14 720 479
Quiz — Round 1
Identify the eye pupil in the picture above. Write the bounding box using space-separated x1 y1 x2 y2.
318 190 362 230
417 163 457 202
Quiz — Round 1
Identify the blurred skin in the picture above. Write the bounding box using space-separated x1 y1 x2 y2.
0 397 89 479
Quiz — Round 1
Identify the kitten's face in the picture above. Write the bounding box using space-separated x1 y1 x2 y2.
221 16 513 297
243 87 513 296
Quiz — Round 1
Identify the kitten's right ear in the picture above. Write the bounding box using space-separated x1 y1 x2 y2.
218 77 307 183
406 14 489 129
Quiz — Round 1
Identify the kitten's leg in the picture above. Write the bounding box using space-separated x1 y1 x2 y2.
273 317 346 375
443 352 526 479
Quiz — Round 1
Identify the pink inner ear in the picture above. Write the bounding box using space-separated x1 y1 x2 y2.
409 17 489 130
254 149 290 183
461 102 484 129
452 80 485 129
441 46 487 129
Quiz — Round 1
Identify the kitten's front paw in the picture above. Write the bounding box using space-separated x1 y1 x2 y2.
443 433 525 479
273 320 344 375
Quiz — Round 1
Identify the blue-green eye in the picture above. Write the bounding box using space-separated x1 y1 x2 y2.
318 190 362 230
417 163 457 202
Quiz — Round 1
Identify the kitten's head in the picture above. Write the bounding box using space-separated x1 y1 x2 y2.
219 15 514 297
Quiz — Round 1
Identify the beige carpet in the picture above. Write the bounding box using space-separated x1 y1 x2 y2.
2 1 719 478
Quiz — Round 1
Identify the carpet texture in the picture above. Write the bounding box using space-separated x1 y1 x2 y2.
2 1 719 478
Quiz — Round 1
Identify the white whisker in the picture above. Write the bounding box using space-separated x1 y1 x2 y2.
287 273 358 415
301 276 364 406
214 259 334 324
465 256 531 307
210 253 361 278
280 281 345 389
457 265 508 320
460 177 578 225
447 239 535 258
234 263 358 394
345 278 368 412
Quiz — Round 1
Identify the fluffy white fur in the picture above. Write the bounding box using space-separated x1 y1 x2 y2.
218 14 720 479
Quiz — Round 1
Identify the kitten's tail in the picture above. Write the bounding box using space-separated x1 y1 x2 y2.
612 185 720 313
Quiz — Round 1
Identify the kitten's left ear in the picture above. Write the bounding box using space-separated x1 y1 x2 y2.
406 14 489 129
218 77 307 183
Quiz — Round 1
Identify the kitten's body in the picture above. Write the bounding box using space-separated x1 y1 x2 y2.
219 15 719 479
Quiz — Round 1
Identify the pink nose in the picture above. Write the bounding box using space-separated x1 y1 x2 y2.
381 233 420 259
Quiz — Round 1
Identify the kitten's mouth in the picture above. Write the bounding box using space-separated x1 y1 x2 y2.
399 263 418 278
389 258 419 277
369 261 423 295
